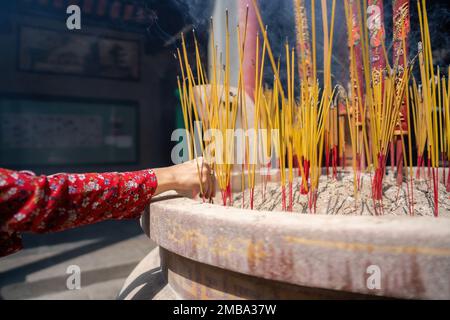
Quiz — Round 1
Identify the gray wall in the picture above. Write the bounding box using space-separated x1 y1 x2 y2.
0 13 178 174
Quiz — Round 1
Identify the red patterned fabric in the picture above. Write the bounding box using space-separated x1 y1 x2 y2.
0 168 158 257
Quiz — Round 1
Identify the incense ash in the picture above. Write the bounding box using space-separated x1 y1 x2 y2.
231 172 450 216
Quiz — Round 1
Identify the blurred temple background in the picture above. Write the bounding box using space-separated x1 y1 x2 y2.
0 0 203 299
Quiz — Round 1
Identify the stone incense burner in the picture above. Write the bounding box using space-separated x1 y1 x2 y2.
119 169 450 300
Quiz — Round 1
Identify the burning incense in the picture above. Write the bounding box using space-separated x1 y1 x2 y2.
344 0 369 190
174 0 448 216
293 0 313 83
413 0 446 215
392 0 411 186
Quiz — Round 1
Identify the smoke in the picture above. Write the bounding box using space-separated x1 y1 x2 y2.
171 0 214 30
373 0 450 80
257 0 349 89
167 0 449 85
258 0 296 86
164 0 350 89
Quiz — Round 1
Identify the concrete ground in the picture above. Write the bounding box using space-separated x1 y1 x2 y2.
0 220 156 300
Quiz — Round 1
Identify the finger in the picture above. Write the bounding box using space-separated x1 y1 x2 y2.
201 161 210 198
199 180 206 200
200 157 205 173
199 158 206 185
197 159 206 199
204 162 214 198
208 165 215 199
203 176 209 200
210 171 216 199
204 174 211 199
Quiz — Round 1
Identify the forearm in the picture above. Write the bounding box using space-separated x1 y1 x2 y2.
153 167 178 195
0 168 157 257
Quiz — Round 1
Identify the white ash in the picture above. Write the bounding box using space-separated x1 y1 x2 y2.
229 173 450 217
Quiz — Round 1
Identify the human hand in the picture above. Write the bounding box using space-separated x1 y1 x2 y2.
154 157 215 199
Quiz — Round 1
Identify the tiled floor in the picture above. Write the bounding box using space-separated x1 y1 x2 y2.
0 220 156 300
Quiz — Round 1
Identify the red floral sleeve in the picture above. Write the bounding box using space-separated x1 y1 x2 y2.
0 168 158 257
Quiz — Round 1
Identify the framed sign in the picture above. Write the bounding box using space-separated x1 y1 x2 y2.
16 0 153 33
18 25 141 81
0 95 139 167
